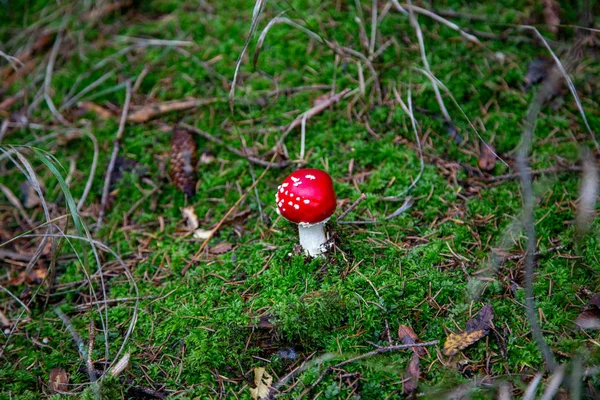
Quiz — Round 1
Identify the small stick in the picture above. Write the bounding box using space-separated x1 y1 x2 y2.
180 123 291 169
298 341 438 399
336 193 367 222
96 80 132 230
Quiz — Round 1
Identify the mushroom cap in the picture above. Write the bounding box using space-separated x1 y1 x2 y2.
276 168 337 224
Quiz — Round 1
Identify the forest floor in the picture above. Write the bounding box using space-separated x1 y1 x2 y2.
1 0 600 398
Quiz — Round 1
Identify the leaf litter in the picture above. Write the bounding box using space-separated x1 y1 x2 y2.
443 303 494 356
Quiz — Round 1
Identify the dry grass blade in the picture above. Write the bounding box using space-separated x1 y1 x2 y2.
540 365 565 400
521 26 600 152
392 2 481 45
575 149 597 242
229 0 267 111
522 373 543 400
413 67 510 168
44 31 70 126
97 80 132 230
393 0 450 123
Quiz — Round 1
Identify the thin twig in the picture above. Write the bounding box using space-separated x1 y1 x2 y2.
336 193 367 222
97 80 132 230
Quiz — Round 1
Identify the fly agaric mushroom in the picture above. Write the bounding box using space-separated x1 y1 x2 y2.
275 168 336 257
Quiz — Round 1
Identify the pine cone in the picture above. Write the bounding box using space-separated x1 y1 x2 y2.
170 127 198 197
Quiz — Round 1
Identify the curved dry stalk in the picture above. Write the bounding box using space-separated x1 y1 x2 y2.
96 80 132 230
229 0 267 111
521 25 600 153
43 31 71 126
413 67 510 169
391 1 481 45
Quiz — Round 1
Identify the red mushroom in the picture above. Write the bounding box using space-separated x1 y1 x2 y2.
275 168 337 256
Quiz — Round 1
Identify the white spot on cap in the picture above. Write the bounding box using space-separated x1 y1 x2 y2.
296 197 300 201
294 204 300 210
285 190 289 195
288 201 293 206
303 199 310 204
293 181 302 186
289 192 294 197
282 183 289 187
305 174 316 180
291 177 300 182
283 208 286 211
279 188 284 193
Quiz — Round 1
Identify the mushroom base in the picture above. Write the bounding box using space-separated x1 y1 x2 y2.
298 222 329 257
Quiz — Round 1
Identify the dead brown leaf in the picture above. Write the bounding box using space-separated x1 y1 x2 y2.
209 242 233 254
248 314 274 330
6 268 48 286
182 206 199 231
49 368 69 392
249 367 273 400
402 353 420 395
478 141 496 172
398 324 425 356
443 303 494 356
77 101 113 119
576 294 600 330
0 310 10 328
26 268 48 284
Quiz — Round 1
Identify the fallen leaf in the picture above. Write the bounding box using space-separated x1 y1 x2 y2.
402 353 420 395
398 324 425 356
576 294 600 330
199 151 216 164
0 310 10 328
7 271 26 286
209 242 232 254
26 268 48 285
193 228 214 240
443 303 494 356
248 314 274 330
182 206 199 231
170 127 198 197
478 141 496 172
6 268 48 286
249 367 273 400
49 368 69 392
77 101 113 119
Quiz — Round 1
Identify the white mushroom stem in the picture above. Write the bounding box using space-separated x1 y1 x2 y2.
298 221 329 257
